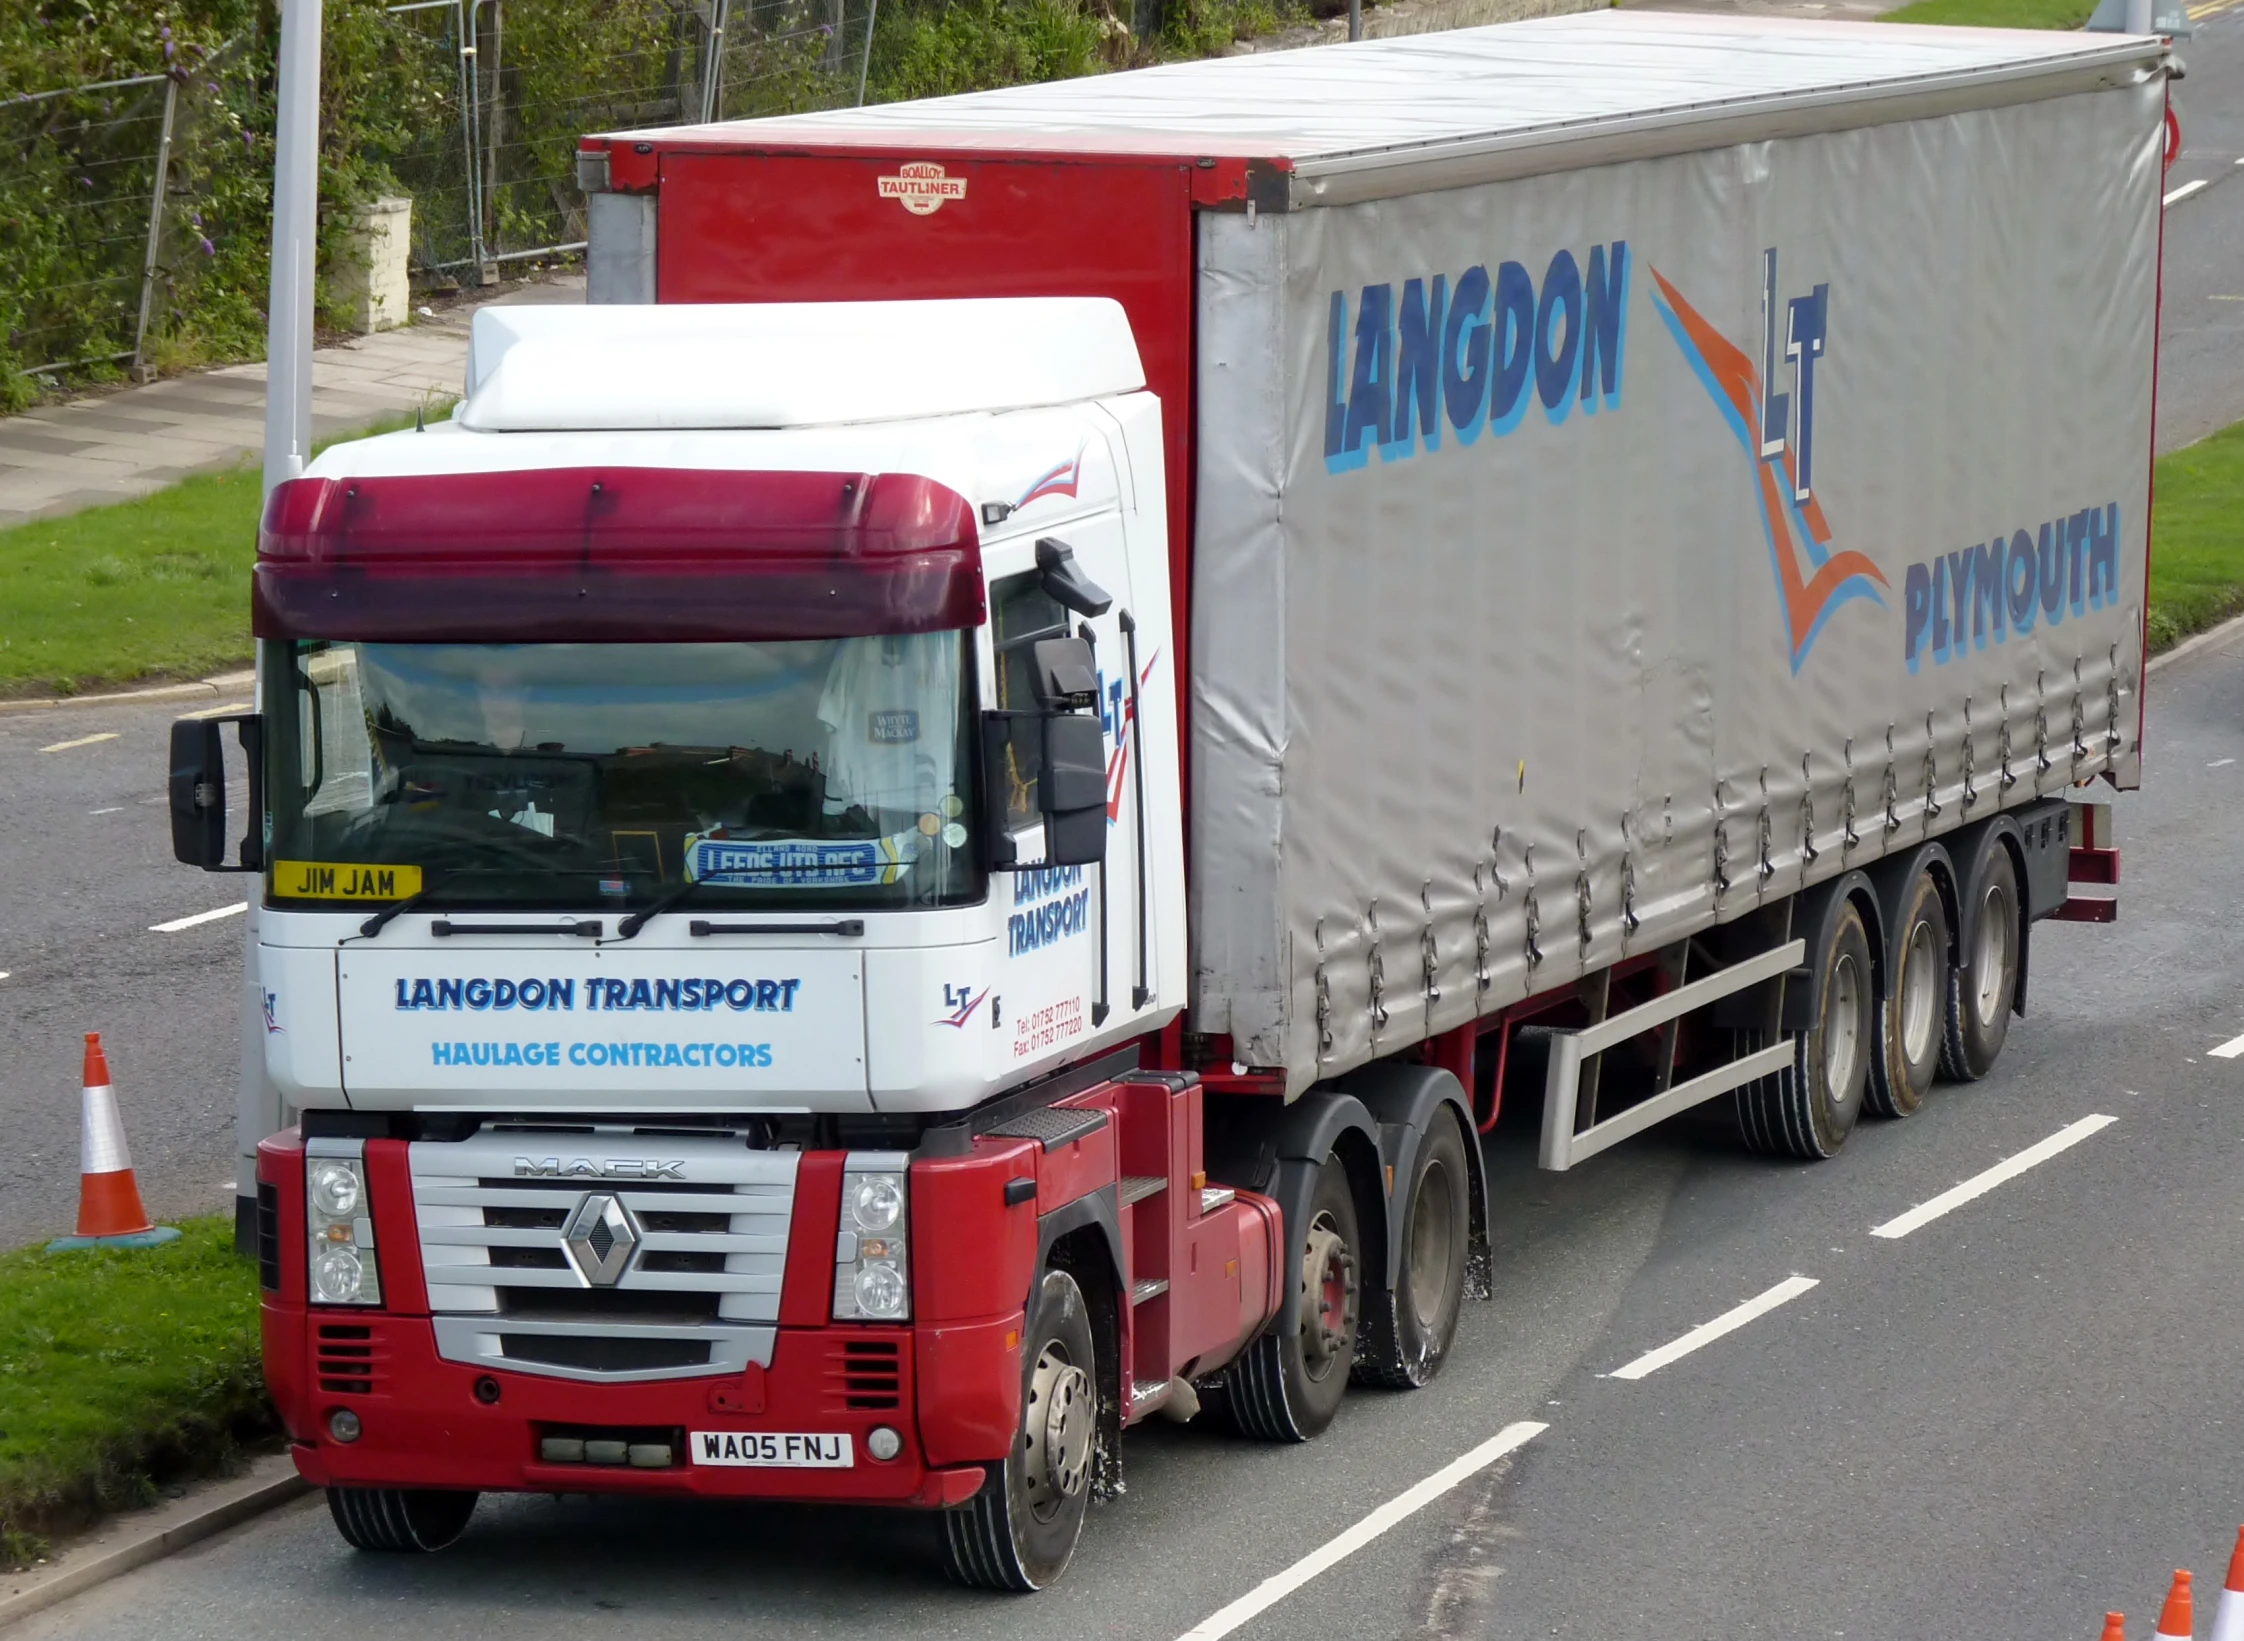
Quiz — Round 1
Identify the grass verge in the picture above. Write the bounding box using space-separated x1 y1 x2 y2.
0 406 447 699
2146 420 2244 652
0 1216 272 1570
1882 0 2096 27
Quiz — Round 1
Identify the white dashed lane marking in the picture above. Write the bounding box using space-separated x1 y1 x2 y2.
1871 1115 2118 1239
1605 1275 1820 1382
1174 1422 1548 1641
2210 1032 2244 1060
39 732 118 753
149 902 247 933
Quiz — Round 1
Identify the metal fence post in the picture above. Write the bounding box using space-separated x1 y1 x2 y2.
857 0 878 106
458 0 490 279
700 0 729 124
131 73 180 377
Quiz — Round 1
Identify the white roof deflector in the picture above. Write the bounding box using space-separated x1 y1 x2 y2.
458 298 1147 432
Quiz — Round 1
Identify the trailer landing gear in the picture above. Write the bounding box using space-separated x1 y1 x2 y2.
942 1268 1098 1591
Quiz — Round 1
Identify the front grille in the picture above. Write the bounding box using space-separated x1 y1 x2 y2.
411 1133 797 1384
826 1338 902 1411
255 1182 281 1292
316 1323 380 1395
506 1335 712 1373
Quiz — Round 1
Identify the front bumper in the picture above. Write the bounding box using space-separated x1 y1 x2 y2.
281 1306 986 1507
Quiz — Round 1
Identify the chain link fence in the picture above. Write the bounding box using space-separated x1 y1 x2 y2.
4 69 187 378
375 0 875 280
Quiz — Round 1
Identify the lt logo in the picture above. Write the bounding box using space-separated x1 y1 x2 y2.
936 981 989 1029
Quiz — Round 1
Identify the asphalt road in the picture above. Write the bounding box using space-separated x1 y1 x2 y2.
0 687 255 1248
10 628 2242 1640
2156 0 2244 450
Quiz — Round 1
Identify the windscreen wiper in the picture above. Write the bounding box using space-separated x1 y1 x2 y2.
611 876 712 942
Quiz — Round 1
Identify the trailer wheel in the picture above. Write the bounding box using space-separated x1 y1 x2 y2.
1867 872 1947 1119
1355 1108 1471 1390
1941 846 2019 1082
1737 904 1873 1160
325 1486 478 1553
1225 1157 1361 1442
941 1267 1097 1591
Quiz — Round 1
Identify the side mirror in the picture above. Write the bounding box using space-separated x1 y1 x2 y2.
1040 713 1108 867
170 714 264 872
1031 637 1099 711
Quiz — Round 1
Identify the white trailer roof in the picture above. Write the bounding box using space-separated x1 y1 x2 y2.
637 13 2162 205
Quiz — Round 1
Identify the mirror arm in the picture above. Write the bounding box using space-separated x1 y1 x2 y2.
1120 609 1151 1010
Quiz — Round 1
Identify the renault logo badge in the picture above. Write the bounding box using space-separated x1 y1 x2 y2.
562 1193 640 1287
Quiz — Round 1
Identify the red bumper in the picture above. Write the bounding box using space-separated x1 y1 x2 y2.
277 1305 988 1507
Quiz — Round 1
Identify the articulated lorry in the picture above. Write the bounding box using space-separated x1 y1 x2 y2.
174 13 2160 1588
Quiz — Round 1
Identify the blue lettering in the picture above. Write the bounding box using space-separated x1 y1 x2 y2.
1389 275 1446 458
1442 264 1491 442
1972 539 2006 647
1342 283 1394 462
1579 241 1628 414
437 977 463 1010
2085 504 2117 609
1324 290 1351 466
655 978 681 1010
1488 260 1535 434
464 977 492 1010
1534 249 1583 423
410 978 436 1010
1904 561 1932 672
2039 522 2066 626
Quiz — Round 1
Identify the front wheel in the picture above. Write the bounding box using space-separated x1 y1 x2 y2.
1224 1156 1362 1442
1942 847 2019 1082
326 1487 478 1552
941 1268 1098 1591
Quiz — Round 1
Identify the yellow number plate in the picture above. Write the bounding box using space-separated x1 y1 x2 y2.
271 861 423 901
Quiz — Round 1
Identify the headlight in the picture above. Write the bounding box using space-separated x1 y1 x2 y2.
850 1174 904 1234
309 1162 360 1219
305 1149 382 1307
833 1164 909 1322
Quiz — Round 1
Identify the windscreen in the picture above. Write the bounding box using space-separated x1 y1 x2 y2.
262 637 981 912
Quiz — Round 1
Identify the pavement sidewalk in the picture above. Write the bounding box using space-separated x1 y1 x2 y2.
0 273 583 531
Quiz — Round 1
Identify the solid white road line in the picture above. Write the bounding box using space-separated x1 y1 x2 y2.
2209 1031 2244 1059
179 700 254 720
88 806 123 815
2166 179 2211 208
1173 1422 1548 1641
1605 1275 1819 1382
1871 1114 2118 1239
149 902 247 933
39 732 118 753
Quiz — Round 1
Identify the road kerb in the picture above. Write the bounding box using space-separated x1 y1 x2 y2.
2148 607 2244 677
0 671 257 717
0 1457 310 1631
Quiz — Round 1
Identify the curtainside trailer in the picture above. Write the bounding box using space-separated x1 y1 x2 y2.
180 13 2159 1589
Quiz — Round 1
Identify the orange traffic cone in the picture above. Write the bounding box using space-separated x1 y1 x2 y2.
2108 1616 2130 1641
2211 1529 2244 1641
2158 1571 2196 1641
46 1034 179 1252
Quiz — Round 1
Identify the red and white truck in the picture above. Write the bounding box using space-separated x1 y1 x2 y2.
174 13 2160 1588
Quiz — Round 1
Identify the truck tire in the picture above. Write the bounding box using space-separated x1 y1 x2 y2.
1736 903 1873 1160
1942 845 2019 1082
1355 1107 1471 1390
1225 1157 1361 1442
326 1486 478 1552
941 1268 1097 1591
1867 869 1947 1119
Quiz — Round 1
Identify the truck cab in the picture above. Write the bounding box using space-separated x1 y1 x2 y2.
178 299 1282 1589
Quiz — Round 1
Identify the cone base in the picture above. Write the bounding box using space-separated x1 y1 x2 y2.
46 1226 182 1253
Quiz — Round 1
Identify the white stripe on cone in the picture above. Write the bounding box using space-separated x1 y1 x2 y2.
80 1081 135 1176
2212 1528 2244 1641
